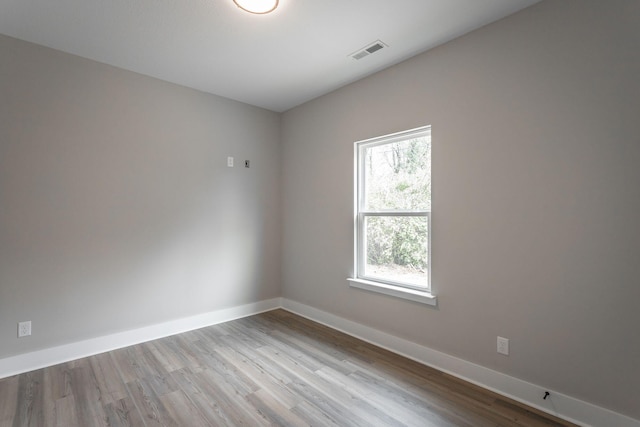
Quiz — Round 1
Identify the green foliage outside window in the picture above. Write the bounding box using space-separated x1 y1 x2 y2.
364 137 431 270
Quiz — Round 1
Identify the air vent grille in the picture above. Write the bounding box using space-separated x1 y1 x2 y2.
366 43 384 54
350 40 387 60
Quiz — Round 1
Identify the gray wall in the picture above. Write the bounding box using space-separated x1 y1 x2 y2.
2 0 639 421
0 35 282 358
281 0 640 419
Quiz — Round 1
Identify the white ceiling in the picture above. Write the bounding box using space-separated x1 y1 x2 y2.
0 0 540 112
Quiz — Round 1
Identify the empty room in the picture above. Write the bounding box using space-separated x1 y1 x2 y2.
1 0 638 426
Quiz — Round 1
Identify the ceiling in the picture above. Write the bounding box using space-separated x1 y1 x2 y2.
0 0 540 112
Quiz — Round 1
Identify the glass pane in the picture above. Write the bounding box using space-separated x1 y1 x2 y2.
364 216 428 288
363 136 431 211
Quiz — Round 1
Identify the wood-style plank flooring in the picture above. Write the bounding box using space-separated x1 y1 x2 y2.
0 309 575 426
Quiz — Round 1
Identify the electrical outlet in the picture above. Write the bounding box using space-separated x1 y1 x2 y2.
18 321 31 338
497 336 509 355
227 156 234 167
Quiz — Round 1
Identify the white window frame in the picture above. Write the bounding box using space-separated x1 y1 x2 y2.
348 126 436 306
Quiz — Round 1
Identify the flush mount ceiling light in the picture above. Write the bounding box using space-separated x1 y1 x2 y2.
232 0 279 14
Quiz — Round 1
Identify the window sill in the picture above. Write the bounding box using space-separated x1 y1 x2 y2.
347 278 437 306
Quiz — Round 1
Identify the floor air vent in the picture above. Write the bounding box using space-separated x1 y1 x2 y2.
350 40 387 60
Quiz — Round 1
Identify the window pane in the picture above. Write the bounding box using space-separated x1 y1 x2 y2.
364 216 428 288
363 137 431 211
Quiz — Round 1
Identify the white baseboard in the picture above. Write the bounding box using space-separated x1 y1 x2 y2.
2 297 637 427
0 297 282 380
281 298 639 427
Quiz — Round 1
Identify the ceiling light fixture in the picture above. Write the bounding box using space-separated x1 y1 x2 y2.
232 0 279 14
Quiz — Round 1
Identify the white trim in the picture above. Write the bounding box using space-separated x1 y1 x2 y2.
281 298 640 427
2 296 637 427
355 125 432 147
354 125 433 293
347 278 437 306
0 297 282 379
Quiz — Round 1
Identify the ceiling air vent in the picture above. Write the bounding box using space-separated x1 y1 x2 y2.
350 40 387 60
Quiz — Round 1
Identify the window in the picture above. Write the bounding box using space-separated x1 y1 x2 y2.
349 126 435 305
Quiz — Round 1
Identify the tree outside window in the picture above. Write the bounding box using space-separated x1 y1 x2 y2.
355 126 431 291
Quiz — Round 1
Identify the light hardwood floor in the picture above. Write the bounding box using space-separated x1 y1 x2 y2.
0 309 575 426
